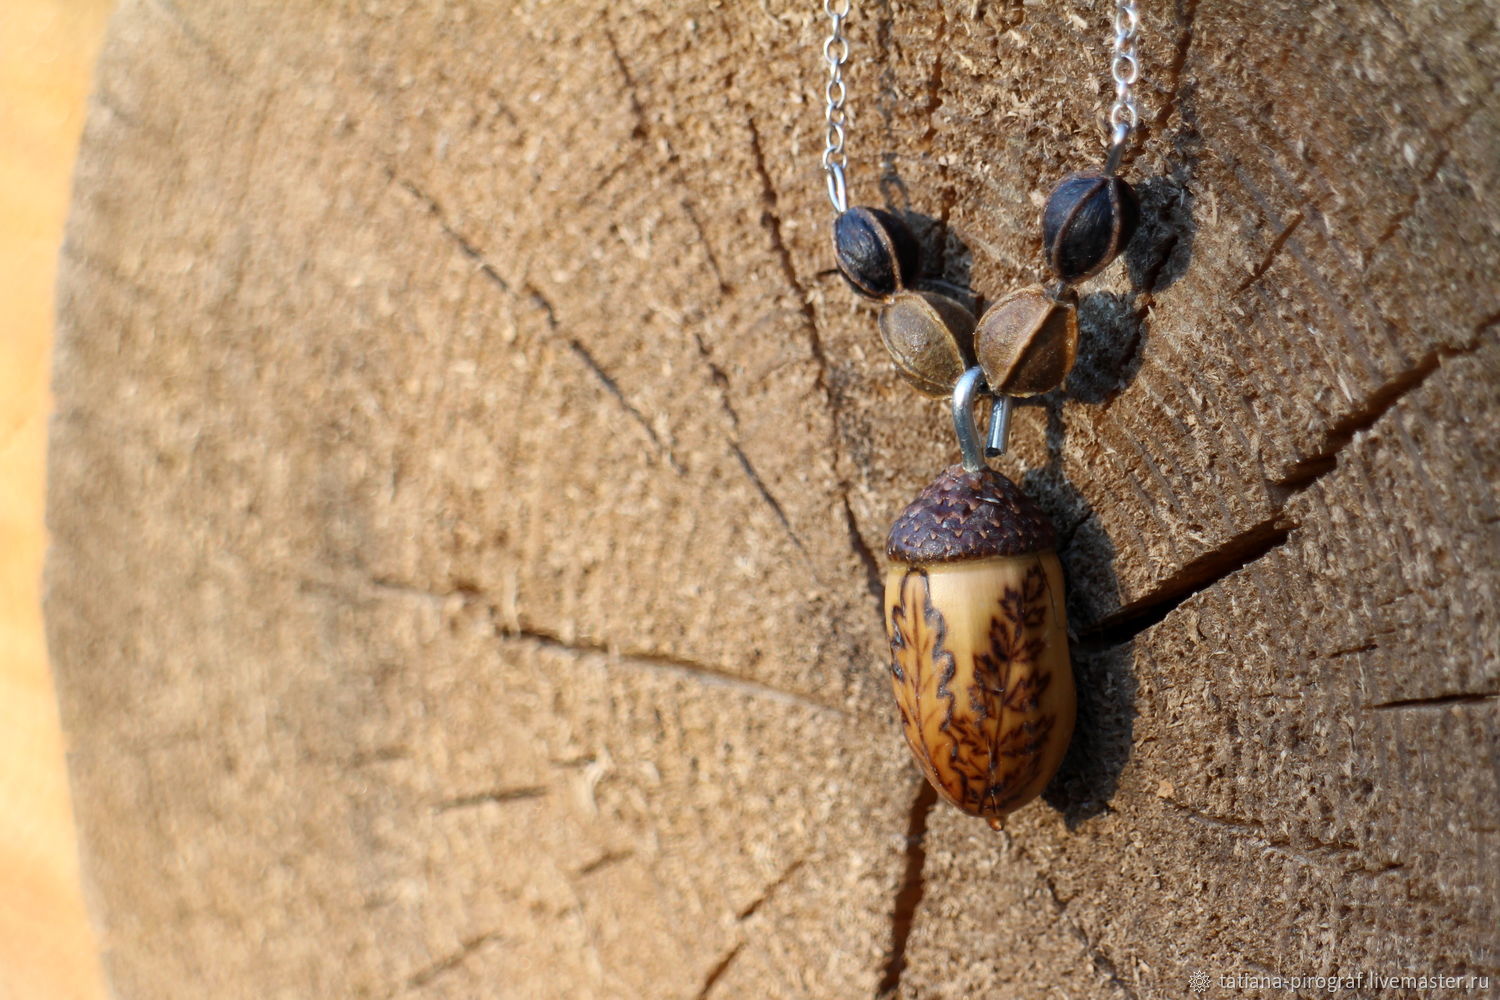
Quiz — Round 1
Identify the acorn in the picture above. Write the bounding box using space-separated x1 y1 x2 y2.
833 206 921 300
974 284 1079 396
884 464 1075 829
877 289 977 397
1041 170 1139 284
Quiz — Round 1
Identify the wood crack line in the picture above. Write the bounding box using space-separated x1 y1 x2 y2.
694 942 744 1000
1077 321 1496 649
361 575 852 719
1032 870 1139 1000
401 932 503 992
1273 324 1496 491
1233 211 1304 294
692 332 813 559
432 785 547 814
1366 691 1499 712
875 780 936 999
1147 0 1200 139
736 856 808 922
745 115 877 591
691 855 809 998
387 171 684 473
1163 800 1406 878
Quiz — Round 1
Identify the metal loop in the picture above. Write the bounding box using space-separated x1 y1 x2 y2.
1104 122 1130 173
823 34 848 66
952 369 988 472
951 368 1014 472
826 161 848 213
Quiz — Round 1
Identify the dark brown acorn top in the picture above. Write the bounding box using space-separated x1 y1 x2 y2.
887 464 1057 563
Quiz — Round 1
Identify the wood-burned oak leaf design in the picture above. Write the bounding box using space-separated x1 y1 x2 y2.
973 561 1057 815
888 569 957 797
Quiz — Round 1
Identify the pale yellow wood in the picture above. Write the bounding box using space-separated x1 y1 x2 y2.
0 2 113 999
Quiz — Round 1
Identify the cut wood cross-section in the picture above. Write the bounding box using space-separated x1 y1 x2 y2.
47 1 1499 997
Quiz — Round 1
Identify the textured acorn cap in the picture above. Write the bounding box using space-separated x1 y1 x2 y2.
887 463 1057 563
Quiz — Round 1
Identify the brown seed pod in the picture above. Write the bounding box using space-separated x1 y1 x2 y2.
1042 170 1140 284
833 206 921 300
884 464 1075 829
877 289 977 397
973 285 1078 396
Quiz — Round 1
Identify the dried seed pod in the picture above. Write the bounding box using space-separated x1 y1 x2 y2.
877 289 977 397
973 285 1078 396
884 464 1075 829
833 206 921 300
1042 170 1140 283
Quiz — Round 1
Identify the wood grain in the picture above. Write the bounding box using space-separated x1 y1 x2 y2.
47 1 1499 997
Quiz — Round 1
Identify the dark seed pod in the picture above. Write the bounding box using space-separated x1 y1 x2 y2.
1041 170 1140 284
974 285 1078 396
834 206 921 300
877 289 977 397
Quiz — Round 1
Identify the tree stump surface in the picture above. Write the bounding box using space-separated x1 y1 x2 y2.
47 1 1499 997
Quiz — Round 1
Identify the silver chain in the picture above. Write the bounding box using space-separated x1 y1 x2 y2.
822 0 1143 204
1106 0 1140 172
821 0 851 213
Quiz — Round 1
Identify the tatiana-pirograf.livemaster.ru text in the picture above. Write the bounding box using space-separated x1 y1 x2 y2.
1187 970 1492 993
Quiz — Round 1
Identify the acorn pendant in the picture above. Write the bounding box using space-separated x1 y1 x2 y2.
882 380 1075 828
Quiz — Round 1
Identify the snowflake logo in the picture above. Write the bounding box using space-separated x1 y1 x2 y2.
1187 971 1211 993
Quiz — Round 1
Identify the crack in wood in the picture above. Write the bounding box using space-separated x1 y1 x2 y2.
736 856 808 922
744 113 880 588
729 441 808 555
391 173 512 292
146 0 232 73
433 786 548 814
348 745 414 767
498 620 850 717
1076 514 1293 651
1366 691 1499 712
1273 328 1494 493
875 780 936 999
601 25 731 295
744 117 839 426
575 849 634 877
842 495 885 611
563 334 686 474
1033 871 1139 1000
403 932 503 992
1164 800 1407 878
1077 319 1496 649
919 15 945 152
693 332 741 432
356 570 855 717
1233 212 1304 294
389 172 684 473
1318 641 1380 660
690 331 810 554
1146 0 1201 141
694 942 745 1000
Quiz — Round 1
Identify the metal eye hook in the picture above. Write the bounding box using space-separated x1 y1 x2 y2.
951 367 1014 472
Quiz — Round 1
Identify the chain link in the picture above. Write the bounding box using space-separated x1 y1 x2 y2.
821 0 851 212
1106 0 1140 169
820 1 1143 200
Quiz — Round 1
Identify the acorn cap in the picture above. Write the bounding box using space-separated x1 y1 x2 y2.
886 464 1057 563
